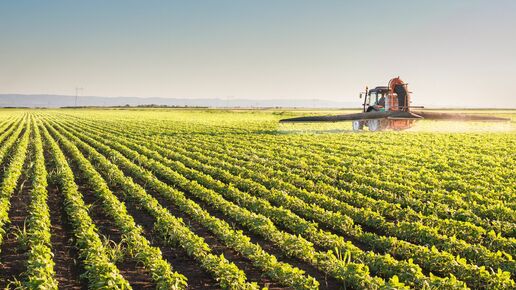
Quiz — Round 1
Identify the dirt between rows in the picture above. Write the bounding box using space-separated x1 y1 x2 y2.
69 153 156 289
0 160 31 288
45 148 87 289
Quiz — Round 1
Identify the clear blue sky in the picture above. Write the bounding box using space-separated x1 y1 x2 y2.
1 0 515 107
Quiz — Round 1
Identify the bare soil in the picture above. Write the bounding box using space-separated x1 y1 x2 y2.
116 190 221 289
45 149 87 290
0 160 31 288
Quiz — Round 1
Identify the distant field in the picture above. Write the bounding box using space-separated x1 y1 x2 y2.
0 108 514 289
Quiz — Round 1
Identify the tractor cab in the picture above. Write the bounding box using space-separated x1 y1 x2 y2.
360 86 388 112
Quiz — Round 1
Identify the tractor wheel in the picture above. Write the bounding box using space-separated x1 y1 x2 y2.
381 119 389 129
368 119 382 132
352 120 363 132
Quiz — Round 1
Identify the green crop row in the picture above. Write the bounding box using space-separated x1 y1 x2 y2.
43 120 260 290
175 135 515 258
49 120 323 290
40 122 132 289
180 132 516 238
49 116 407 289
23 117 58 288
61 115 515 289
70 114 515 242
44 120 188 289
229 133 516 224
0 117 30 254
77 123 471 289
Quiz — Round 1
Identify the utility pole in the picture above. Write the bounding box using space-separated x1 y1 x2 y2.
75 87 83 107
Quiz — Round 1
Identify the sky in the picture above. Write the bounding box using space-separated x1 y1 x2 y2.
1 0 515 108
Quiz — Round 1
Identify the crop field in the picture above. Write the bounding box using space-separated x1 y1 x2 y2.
0 109 515 290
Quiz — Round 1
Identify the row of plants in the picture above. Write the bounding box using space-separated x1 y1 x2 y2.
285 146 515 223
23 118 58 288
169 130 516 248
52 112 516 288
176 135 515 256
49 120 324 290
0 115 27 171
281 132 514 206
42 120 260 290
51 118 406 290
86 124 473 289
0 116 20 142
173 136 514 272
67 112 515 216
167 141 512 288
40 123 132 289
75 115 515 241
62 118 516 289
172 127 512 214
186 132 516 236
86 112 513 211
231 133 516 224
0 117 30 254
123 129 515 288
45 121 188 289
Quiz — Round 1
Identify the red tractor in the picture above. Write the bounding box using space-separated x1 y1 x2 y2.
280 77 423 131
353 77 420 131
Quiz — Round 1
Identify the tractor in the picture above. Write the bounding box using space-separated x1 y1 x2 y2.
354 77 421 131
280 77 423 131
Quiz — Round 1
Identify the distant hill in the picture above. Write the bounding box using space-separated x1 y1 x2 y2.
0 94 356 108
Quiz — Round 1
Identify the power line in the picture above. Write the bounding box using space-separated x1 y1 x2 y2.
75 87 83 107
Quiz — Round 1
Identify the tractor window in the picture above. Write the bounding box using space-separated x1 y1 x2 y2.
378 94 385 107
370 93 378 105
